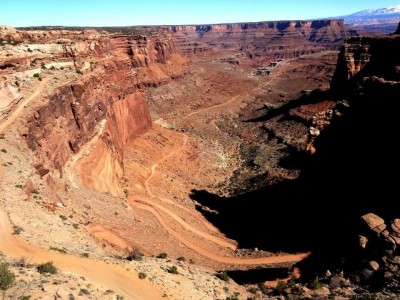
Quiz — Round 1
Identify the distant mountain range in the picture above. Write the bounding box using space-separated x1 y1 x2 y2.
341 5 400 33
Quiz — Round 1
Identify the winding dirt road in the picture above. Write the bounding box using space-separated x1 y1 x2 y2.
132 132 310 266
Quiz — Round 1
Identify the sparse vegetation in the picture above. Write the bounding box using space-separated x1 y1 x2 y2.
156 252 168 259
33 73 40 78
79 288 90 295
72 223 79 229
309 279 323 290
167 265 179 274
0 263 15 290
225 292 240 300
0 134 4 139
177 256 186 262
15 184 23 189
80 253 89 258
37 261 57 274
59 215 67 221
138 272 147 279
216 271 230 282
126 248 144 261
12 225 23 235
1 149 7 153
20 296 31 300
49 246 67 254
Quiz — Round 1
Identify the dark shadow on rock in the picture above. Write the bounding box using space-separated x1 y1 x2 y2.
226 268 289 285
244 89 334 123
191 78 399 280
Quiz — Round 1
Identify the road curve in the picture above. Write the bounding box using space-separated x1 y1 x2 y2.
131 202 310 265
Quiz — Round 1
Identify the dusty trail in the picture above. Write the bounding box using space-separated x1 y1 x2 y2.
135 131 309 266
0 209 164 300
143 133 222 234
132 202 310 265
0 77 51 133
132 198 237 250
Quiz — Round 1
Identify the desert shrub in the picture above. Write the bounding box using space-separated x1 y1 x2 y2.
33 73 40 78
167 265 178 274
0 263 15 290
37 261 57 274
309 279 323 290
81 253 89 258
177 256 185 262
79 288 90 295
247 287 258 294
126 248 144 261
12 225 23 234
138 272 147 279
1 149 7 153
72 223 79 229
20 296 31 300
216 271 230 282
49 246 67 254
156 252 167 259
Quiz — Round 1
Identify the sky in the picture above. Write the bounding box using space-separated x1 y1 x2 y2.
1 0 399 27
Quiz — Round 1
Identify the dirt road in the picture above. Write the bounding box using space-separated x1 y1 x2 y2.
0 77 51 133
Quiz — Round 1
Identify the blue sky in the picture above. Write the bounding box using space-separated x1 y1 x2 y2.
1 0 399 27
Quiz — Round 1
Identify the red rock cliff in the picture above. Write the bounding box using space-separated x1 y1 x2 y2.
22 30 185 195
165 19 357 59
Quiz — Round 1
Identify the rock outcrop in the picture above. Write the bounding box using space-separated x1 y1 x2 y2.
396 22 400 34
331 35 400 91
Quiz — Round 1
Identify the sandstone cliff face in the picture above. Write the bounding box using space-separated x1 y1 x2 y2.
167 19 357 59
331 35 400 91
20 30 185 195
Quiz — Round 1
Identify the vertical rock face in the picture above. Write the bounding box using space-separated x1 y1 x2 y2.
396 22 400 34
23 30 185 195
331 35 400 91
166 19 357 59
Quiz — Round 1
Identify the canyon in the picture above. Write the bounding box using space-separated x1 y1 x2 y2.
0 19 399 299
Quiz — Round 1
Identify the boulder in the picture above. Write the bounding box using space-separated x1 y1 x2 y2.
361 213 385 230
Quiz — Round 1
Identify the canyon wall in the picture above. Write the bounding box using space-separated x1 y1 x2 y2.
331 34 400 91
8 29 187 195
164 19 358 60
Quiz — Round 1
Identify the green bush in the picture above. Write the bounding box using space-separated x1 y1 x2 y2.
0 263 15 290
216 271 230 282
156 252 167 259
37 261 57 274
167 265 178 275
309 279 323 290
